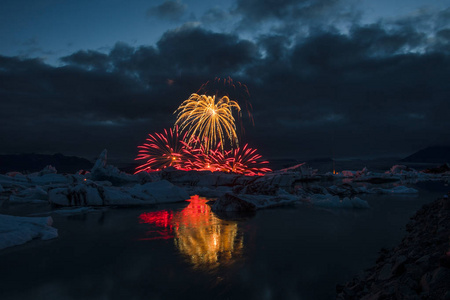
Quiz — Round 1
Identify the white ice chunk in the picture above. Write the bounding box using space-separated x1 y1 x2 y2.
49 184 103 206
9 186 48 203
48 180 189 206
0 214 58 250
89 149 141 185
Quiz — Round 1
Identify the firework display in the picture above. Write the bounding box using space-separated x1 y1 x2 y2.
174 93 241 152
197 76 254 128
224 144 271 176
135 127 186 173
135 79 271 175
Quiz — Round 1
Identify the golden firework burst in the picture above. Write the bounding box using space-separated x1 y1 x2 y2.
174 93 241 152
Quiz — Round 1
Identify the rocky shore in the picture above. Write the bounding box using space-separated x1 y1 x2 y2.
337 193 450 299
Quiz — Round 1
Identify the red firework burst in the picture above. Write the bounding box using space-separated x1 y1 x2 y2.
224 144 272 176
135 127 187 173
136 131 271 176
181 138 228 172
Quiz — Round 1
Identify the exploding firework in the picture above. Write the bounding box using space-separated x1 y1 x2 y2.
182 139 271 175
225 144 272 176
182 139 228 172
135 127 187 173
174 93 241 153
197 77 254 125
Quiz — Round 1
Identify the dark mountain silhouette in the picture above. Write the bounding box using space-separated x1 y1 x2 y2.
0 153 93 174
401 146 450 163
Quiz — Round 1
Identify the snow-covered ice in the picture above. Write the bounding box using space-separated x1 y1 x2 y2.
48 180 189 206
88 149 142 185
0 214 58 250
9 186 48 203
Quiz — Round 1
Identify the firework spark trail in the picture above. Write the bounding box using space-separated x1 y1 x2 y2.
181 139 271 175
225 144 272 176
135 127 187 173
181 138 228 172
135 129 271 175
197 77 254 128
174 93 241 153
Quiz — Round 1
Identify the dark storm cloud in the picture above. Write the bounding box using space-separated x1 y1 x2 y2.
156 26 259 74
0 27 260 158
146 0 187 21
1 9 450 160
231 0 360 33
61 50 110 70
242 23 450 157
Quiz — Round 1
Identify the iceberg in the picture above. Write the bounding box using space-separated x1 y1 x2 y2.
48 180 189 206
0 214 58 250
88 149 142 185
9 186 48 203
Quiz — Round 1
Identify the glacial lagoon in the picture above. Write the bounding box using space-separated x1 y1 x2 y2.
0 181 446 300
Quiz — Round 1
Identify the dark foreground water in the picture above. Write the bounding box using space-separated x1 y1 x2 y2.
0 181 447 300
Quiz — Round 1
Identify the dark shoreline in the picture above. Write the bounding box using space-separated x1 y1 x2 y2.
337 193 450 299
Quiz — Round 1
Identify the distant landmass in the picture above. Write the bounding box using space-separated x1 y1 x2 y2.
401 146 450 163
0 153 93 174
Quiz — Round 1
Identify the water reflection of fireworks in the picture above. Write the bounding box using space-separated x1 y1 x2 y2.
139 196 244 270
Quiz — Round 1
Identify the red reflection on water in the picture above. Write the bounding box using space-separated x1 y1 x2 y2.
138 195 210 240
139 210 174 240
139 195 243 269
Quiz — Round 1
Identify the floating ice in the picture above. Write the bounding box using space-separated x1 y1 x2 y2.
0 214 58 250
9 186 48 203
48 180 189 206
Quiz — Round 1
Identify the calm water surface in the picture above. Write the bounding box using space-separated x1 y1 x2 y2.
0 181 447 300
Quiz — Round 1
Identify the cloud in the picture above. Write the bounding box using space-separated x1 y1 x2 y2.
233 0 339 21
156 26 259 75
146 0 187 22
61 50 110 70
230 0 360 34
1 9 450 160
201 7 231 24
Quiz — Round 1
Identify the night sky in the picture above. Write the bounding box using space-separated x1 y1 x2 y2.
1 0 449 161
